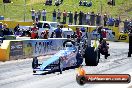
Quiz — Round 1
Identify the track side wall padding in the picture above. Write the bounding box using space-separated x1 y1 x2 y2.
0 21 33 29
0 38 67 61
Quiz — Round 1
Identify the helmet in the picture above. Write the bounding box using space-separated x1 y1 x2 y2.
65 42 73 47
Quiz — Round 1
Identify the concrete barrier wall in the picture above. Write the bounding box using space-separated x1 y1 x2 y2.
22 38 67 58
0 38 67 61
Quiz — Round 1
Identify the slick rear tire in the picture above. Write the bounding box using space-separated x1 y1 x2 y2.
84 47 99 66
128 52 131 57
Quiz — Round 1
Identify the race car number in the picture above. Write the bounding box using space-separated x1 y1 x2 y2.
118 35 127 40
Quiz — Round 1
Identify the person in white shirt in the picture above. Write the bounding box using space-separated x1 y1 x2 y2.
31 8 35 22
42 9 47 21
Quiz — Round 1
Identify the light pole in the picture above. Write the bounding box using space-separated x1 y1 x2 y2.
24 0 26 22
100 0 103 15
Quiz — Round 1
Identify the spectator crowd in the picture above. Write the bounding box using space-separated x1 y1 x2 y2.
0 6 132 39
31 8 131 30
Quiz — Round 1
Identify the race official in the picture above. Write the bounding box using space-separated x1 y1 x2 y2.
98 39 110 59
54 25 62 38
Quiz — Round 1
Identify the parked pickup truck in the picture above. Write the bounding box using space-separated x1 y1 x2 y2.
19 21 73 38
37 21 73 38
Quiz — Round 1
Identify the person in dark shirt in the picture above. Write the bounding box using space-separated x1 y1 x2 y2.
0 22 3 29
0 22 3 37
103 14 108 26
97 25 103 43
128 21 132 32
38 10 41 21
54 25 62 38
114 18 120 27
69 11 73 25
2 24 10 35
63 10 67 24
123 19 129 33
82 12 86 25
98 39 110 59
52 9 56 22
128 20 132 57
79 0 83 6
90 12 95 26
96 13 101 26
74 11 78 25
79 11 83 25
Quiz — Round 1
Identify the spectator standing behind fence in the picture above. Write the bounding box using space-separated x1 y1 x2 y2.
63 10 67 24
79 11 83 25
114 17 120 27
35 12 39 23
123 19 129 33
96 13 101 26
86 12 90 25
31 8 35 22
74 11 78 25
38 10 41 21
90 12 95 26
52 9 56 22
69 11 73 25
42 9 47 21
82 12 86 25
57 9 61 23
103 14 108 26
